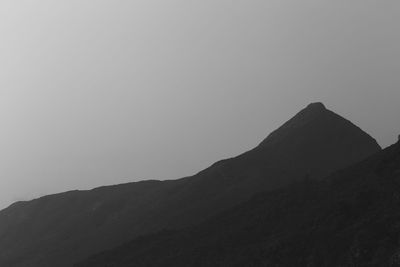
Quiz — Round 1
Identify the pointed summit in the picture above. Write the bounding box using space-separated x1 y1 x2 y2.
256 102 381 178
306 102 326 110
260 102 329 146
300 102 327 118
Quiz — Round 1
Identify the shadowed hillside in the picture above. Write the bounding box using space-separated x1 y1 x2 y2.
0 103 380 267
77 141 400 267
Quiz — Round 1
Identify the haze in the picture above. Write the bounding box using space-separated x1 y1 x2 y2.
0 0 399 209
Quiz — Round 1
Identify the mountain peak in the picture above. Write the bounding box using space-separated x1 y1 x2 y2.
305 102 326 111
257 102 381 178
259 102 330 147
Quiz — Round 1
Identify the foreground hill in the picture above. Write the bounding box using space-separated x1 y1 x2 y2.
0 103 380 267
77 141 400 267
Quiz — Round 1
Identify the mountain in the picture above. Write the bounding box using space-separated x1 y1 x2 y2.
0 103 380 267
77 141 400 267
256 102 380 179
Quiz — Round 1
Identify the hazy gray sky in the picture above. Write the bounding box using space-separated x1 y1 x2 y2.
0 0 399 208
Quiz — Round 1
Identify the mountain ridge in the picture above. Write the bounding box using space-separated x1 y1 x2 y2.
77 141 400 267
0 103 381 267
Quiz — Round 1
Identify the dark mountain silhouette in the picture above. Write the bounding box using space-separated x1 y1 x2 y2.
0 103 380 267
77 141 400 267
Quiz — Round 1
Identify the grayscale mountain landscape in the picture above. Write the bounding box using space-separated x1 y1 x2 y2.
1 1 399 266
0 103 383 266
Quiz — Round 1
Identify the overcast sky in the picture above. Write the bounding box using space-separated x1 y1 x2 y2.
0 0 399 209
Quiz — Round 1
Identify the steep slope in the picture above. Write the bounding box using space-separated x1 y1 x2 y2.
257 102 380 179
0 103 380 267
77 141 400 267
